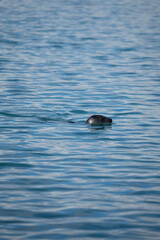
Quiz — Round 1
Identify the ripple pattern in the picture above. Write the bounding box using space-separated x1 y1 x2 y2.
0 0 160 239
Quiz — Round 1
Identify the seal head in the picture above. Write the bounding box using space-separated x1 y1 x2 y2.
86 115 112 125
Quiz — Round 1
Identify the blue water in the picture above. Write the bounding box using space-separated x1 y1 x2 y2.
0 0 160 239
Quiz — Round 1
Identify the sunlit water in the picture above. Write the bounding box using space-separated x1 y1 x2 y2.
0 0 160 239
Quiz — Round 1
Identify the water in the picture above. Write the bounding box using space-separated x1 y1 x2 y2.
0 0 160 239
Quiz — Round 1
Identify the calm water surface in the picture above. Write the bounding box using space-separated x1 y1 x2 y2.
0 0 160 239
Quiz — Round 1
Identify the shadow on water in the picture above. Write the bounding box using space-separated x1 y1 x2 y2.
87 125 112 131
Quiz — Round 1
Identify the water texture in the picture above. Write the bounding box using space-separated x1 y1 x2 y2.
0 0 160 239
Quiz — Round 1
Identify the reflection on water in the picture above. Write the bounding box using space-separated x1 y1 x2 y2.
0 0 160 239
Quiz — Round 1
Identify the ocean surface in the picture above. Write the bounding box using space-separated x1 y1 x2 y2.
0 0 160 239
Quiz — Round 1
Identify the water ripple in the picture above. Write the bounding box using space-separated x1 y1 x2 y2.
0 0 160 239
